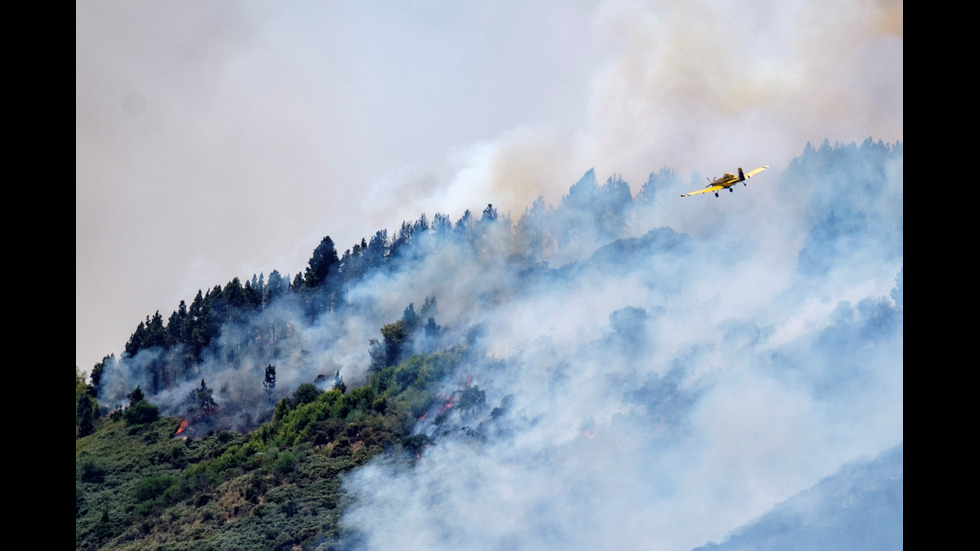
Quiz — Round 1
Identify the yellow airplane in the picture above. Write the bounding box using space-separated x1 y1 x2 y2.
681 165 770 197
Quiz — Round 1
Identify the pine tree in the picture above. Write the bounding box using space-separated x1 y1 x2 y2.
128 386 145 407
195 379 218 415
264 365 277 403
304 236 339 289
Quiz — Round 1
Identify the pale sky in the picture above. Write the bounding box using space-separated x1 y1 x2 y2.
76 0 902 374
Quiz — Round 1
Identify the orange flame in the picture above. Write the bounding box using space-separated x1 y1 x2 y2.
438 394 458 414
175 419 190 436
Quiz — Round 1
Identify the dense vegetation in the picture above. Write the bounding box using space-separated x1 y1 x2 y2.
77 345 472 551
74 163 646 548
77 139 902 550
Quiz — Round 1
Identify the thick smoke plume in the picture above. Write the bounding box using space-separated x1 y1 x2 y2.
334 141 902 550
98 138 901 548
76 0 902 376
78 2 901 546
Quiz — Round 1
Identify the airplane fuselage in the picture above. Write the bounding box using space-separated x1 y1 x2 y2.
709 172 740 188
680 165 769 198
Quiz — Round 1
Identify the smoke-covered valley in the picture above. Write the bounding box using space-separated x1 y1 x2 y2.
93 139 902 550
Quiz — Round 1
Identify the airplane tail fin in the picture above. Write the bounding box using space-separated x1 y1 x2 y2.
738 167 745 180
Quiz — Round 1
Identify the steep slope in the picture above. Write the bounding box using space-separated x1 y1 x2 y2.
694 444 903 551
78 140 903 551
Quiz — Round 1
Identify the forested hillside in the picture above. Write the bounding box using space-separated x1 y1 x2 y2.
77 139 903 551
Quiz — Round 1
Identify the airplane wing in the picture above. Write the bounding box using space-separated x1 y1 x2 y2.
743 165 770 178
681 185 725 197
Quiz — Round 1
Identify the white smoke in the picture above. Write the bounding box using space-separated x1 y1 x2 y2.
77 1 901 547
75 0 902 377
92 140 901 547
335 142 902 550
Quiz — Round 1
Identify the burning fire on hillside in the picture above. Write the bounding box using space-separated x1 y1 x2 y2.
175 419 190 437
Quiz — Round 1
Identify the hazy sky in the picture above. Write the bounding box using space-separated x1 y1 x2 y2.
76 0 902 373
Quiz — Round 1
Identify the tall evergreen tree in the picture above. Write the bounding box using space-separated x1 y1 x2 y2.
304 236 339 289
124 321 146 357
266 270 286 302
369 320 407 371
167 301 188 347
223 277 247 310
482 203 498 223
291 273 305 291
402 303 418 333
366 230 389 271
88 355 112 397
195 379 218 415
432 213 453 237
142 312 167 349
128 386 145 407
263 364 277 403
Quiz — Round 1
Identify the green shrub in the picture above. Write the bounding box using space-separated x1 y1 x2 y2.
292 383 322 406
124 400 160 426
78 460 106 483
135 475 176 502
275 451 298 474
